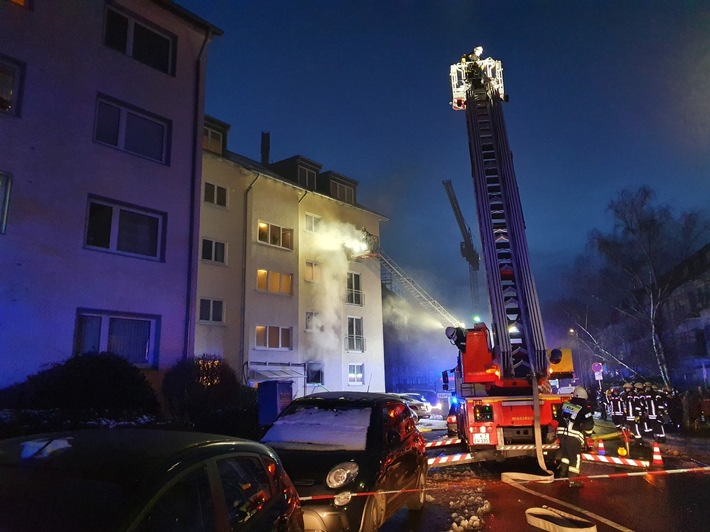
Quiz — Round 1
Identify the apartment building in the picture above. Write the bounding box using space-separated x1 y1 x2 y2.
198 120 388 397
0 0 221 388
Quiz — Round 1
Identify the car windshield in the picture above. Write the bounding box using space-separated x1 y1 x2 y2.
262 404 372 451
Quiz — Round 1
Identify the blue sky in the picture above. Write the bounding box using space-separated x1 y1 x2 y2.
179 1 710 325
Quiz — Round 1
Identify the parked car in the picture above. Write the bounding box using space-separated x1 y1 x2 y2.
0 429 304 532
392 393 431 419
261 391 428 532
403 390 442 412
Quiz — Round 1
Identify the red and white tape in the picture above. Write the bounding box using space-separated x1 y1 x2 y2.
425 438 461 448
581 452 649 468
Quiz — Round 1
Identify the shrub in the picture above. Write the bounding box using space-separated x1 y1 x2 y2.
162 356 259 440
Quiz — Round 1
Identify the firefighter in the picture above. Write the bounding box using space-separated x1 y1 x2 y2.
555 386 595 488
623 382 643 440
640 382 656 440
651 384 668 442
609 386 625 429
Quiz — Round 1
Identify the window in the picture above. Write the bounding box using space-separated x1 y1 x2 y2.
94 95 171 163
73 309 159 366
137 465 213 530
305 311 320 332
0 55 23 116
346 272 363 305
104 6 175 74
256 269 293 295
201 238 226 264
307 362 324 385
257 221 293 250
85 197 165 260
255 325 292 349
217 456 273 528
348 363 364 386
203 127 223 154
0 171 10 234
331 181 354 204
298 167 316 189
305 261 321 282
204 182 227 207
346 317 364 352
199 299 224 323
305 213 321 233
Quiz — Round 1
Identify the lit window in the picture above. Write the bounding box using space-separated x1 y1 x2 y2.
348 363 364 386
199 299 224 323
0 171 11 234
0 55 23 116
305 213 321 233
204 182 227 207
104 6 175 74
74 309 159 366
346 272 364 305
203 127 223 154
255 325 292 349
85 197 165 260
257 221 294 250
202 238 226 264
95 95 171 163
346 317 364 352
256 269 293 295
305 261 321 282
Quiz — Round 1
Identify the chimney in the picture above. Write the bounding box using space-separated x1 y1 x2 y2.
260 131 270 165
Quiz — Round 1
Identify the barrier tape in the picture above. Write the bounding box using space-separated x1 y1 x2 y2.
428 452 474 467
581 452 649 468
519 465 710 484
425 438 461 448
298 486 439 502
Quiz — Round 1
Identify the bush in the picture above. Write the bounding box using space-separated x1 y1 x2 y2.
162 356 259 440
0 353 160 438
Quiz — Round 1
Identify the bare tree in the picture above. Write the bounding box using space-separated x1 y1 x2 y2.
579 186 708 387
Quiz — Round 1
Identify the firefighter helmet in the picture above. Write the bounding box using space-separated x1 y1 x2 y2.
623 382 632 390
634 382 644 390
644 381 652 389
573 386 588 399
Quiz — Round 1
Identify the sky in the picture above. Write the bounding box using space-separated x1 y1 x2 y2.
179 0 710 329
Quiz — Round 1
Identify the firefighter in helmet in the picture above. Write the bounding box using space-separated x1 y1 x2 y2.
555 386 595 487
609 386 625 429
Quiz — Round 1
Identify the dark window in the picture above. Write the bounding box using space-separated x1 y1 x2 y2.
0 56 23 116
137 465 214 531
217 456 273 528
95 96 170 164
85 198 165 260
104 7 174 74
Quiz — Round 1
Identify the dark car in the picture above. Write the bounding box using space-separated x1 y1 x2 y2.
0 429 304 532
261 392 427 532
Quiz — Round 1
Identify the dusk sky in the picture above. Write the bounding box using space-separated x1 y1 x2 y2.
179 1 710 327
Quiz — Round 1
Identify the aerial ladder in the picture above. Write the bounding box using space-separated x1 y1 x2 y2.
443 46 572 464
378 250 463 328
442 179 481 311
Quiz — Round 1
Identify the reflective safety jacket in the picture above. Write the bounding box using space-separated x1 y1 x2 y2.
556 397 594 444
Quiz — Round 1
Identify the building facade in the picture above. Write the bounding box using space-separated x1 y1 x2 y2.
197 120 387 397
0 0 221 388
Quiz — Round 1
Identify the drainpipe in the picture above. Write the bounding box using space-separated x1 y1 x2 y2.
240 173 262 384
184 29 213 362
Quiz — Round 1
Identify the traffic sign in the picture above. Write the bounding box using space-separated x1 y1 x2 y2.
591 362 603 372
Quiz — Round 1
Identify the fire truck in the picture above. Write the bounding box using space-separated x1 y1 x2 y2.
443 46 574 463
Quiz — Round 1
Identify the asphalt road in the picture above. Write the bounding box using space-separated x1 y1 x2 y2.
382 422 710 531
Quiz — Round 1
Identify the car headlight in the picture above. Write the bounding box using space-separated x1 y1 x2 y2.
326 462 359 489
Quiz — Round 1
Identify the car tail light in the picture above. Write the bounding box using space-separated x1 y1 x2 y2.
446 414 457 424
473 404 493 422
326 462 359 489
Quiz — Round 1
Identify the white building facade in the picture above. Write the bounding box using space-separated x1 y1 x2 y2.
197 121 387 397
0 0 221 389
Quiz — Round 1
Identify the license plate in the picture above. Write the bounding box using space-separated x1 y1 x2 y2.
472 433 490 444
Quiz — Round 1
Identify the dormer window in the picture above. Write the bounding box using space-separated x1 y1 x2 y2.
331 181 354 204
203 127 223 154
298 166 316 190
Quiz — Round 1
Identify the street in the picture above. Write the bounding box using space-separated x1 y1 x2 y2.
381 420 710 531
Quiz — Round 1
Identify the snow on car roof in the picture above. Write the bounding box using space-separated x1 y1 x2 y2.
262 406 372 451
